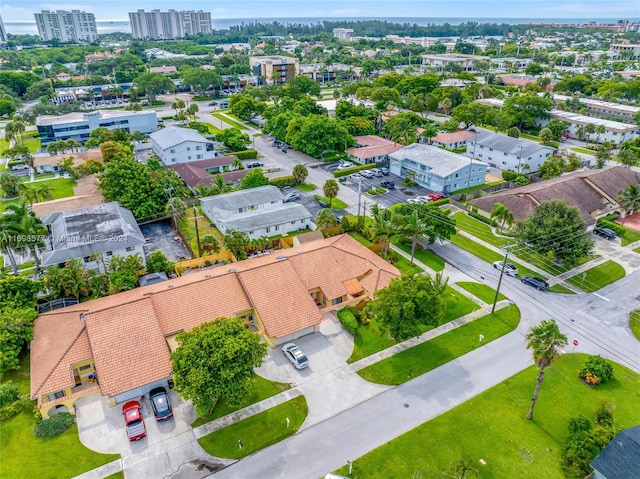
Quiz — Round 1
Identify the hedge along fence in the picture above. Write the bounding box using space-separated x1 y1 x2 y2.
269 175 298 188
333 163 377 178
231 150 258 160
596 218 627 238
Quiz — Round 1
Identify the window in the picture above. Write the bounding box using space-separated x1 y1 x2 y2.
170 149 175 153
126 246 135 252
265 227 271 233
172 158 177 163
106 251 112 256
332 297 343 305
79 364 92 372
83 256 91 263
196 145 202 150
455 173 459 178
275 225 279 231
188 156 192 160
197 154 203 159
54 390 65 399
187 147 191 151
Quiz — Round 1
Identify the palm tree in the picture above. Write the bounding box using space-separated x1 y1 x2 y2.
584 123 596 147
525 320 567 420
618 184 640 225
454 458 478 479
323 179 339 208
315 208 337 229
368 204 394 257
35 183 54 202
187 103 199 120
594 124 606 145
200 234 220 255
489 203 514 230
441 97 452 115
232 158 243 170
0 214 20 275
65 139 79 152
211 174 232 195
194 184 213 198
421 125 439 145
3 200 47 272
392 207 429 265
292 164 309 184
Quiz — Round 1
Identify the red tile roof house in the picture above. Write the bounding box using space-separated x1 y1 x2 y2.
31 234 399 418
170 156 248 191
429 130 476 149
346 135 404 165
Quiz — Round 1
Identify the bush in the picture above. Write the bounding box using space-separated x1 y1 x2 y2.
0 381 19 408
269 175 297 188
579 355 614 385
468 211 497 227
231 149 258 160
33 412 75 438
502 170 518 181
0 398 26 421
333 163 377 178
337 309 358 336
430 198 450 207
146 250 175 276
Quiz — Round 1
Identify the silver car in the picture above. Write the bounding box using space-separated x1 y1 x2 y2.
493 261 518 276
282 343 309 369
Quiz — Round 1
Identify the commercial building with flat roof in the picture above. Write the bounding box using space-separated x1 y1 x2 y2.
250 55 299 84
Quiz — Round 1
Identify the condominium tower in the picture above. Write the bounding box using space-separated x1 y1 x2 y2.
34 10 98 43
0 15 7 43
128 9 212 40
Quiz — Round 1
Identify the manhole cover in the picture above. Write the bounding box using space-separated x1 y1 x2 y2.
404 403 410 408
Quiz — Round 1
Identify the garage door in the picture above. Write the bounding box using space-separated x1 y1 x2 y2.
113 379 169 404
274 326 315 346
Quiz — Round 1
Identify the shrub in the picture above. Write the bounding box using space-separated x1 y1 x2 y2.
0 398 26 421
33 412 75 438
0 381 19 408
337 309 358 336
430 198 450 207
468 211 497 227
146 250 175 276
333 163 377 178
231 149 258 160
502 170 518 181
579 355 614 385
269 175 297 188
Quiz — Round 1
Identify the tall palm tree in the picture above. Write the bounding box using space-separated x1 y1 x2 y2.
392 207 428 265
194 184 213 198
292 164 309 184
0 215 20 275
3 200 47 272
489 203 514 230
323 179 339 208
421 125 439 145
618 184 640 225
454 458 478 479
594 124 606 145
315 208 337 229
525 320 567 420
200 234 220 255
232 158 243 170
35 183 54 202
368 204 394 258
211 174 232 195
441 97 452 115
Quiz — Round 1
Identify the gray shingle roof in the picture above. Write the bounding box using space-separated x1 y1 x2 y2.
591 426 640 479
201 186 284 211
149 126 211 150
472 130 556 158
389 143 487 177
220 203 312 232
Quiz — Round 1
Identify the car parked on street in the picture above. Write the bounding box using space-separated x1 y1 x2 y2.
414 196 433 204
380 181 395 189
149 387 173 421
246 161 264 168
521 276 549 291
282 342 309 369
593 227 617 240
317 198 329 208
283 192 301 203
493 261 518 277
426 193 444 201
122 401 147 441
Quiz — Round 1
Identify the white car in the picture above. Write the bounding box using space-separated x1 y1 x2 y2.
282 343 309 369
360 170 375 178
493 261 518 277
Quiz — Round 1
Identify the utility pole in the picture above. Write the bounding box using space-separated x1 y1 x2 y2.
193 206 202 257
492 246 511 313
466 134 478 192
356 177 363 225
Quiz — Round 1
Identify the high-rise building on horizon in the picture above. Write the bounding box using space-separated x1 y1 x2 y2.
0 14 7 43
128 9 212 40
34 10 98 43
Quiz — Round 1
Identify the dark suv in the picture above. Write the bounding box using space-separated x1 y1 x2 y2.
380 180 395 189
149 387 173 421
593 227 616 240
521 276 549 291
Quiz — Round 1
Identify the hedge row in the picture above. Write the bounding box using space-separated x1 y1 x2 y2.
595 219 626 238
269 175 298 188
469 211 497 227
33 412 75 438
231 150 258 160
337 309 358 336
0 398 26 421
431 198 450 207
333 163 377 178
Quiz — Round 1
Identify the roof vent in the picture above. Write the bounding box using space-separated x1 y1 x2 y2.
168 285 174 289
277 255 287 259
228 268 237 272
296 250 303 254
79 313 86 322
205 274 212 279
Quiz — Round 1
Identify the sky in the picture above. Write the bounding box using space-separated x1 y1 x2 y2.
0 0 638 22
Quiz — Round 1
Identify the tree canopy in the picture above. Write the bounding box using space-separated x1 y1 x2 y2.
502 94 552 130
285 115 354 158
171 317 267 415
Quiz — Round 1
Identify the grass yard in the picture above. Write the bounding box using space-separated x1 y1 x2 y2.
635 246 640 254
620 227 640 247
571 146 595 155
630 309 640 341
197 395 307 459
548 284 577 294
387 250 423 275
103 473 124 479
450 234 546 280
358 305 519 385
566 260 625 292
450 180 503 195
178 206 227 258
191 375 291 427
314 194 348 210
24 130 41 153
25 178 76 200
212 112 248 130
452 212 508 248
295 183 316 192
337 354 640 479
347 231 372 246
392 241 445 271
456 282 506 304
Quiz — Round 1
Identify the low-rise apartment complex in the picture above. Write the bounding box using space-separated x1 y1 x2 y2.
149 127 217 165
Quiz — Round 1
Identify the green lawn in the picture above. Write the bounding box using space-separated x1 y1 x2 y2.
635 246 640 254
456 282 506 304
452 212 508 248
348 286 479 363
450 234 546 280
337 354 640 479
0 354 119 479
548 284 577 294
24 178 76 200
197 395 307 459
621 227 640 247
295 183 316 192
358 305 519 385
103 473 124 479
24 130 41 153
347 231 371 246
571 146 595 155
566 260 626 292
629 309 640 341
450 180 503 196
392 241 445 271
388 250 424 275
191 375 291 427
211 112 247 130
314 194 348 210
0 197 23 213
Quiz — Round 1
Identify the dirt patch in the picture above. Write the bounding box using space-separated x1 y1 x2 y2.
485 173 502 183
33 150 104 168
618 211 640 231
31 174 104 217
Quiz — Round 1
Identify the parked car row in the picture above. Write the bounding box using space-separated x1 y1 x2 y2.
122 387 173 442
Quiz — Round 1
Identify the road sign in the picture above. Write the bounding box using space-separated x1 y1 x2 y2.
573 339 579 346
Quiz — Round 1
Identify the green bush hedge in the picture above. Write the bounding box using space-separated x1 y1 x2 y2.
502 170 518 181
33 412 76 438
231 150 258 160
578 355 614 385
333 163 377 178
0 398 26 421
337 309 358 336
0 382 19 408
468 211 497 227
595 219 626 238
269 175 298 188
430 198 450 207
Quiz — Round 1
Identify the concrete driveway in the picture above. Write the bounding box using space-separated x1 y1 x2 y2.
75 389 231 478
256 313 390 428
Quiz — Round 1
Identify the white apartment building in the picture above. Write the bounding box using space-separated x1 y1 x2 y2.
34 10 98 43
149 127 217 165
0 15 7 43
128 9 212 40
333 28 354 40
550 94 640 123
36 110 157 145
421 54 489 72
385 35 439 48
610 44 640 58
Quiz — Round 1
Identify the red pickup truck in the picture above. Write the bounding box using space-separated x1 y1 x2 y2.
122 401 147 441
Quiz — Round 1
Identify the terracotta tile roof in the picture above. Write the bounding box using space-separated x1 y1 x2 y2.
343 278 364 296
31 234 399 400
170 157 248 188
238 261 322 338
84 297 172 397
433 130 476 145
